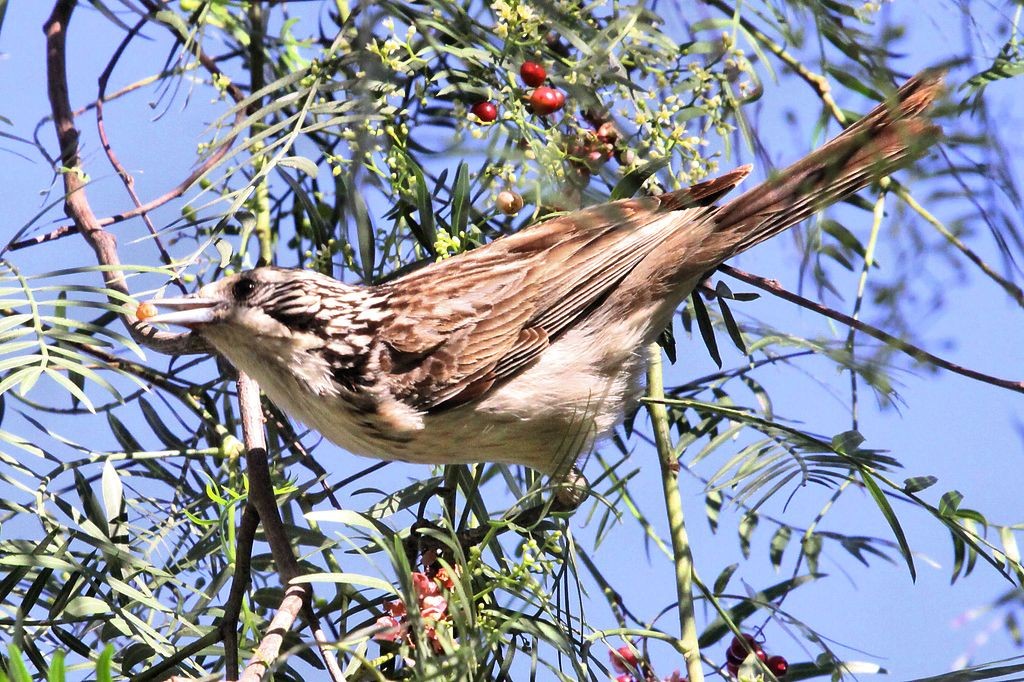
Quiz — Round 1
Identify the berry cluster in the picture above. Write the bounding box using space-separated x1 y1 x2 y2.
725 633 788 679
469 59 566 124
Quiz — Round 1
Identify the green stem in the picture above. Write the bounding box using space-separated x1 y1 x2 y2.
646 344 704 682
897 186 1024 308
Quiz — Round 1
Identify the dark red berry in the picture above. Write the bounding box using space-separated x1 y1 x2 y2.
727 633 759 659
470 101 498 123
520 60 547 87
767 655 789 677
529 86 565 115
726 661 739 678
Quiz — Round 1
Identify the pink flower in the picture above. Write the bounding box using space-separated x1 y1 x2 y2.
420 594 449 622
411 572 439 598
385 600 407 618
615 674 633 682
373 614 406 642
434 565 458 590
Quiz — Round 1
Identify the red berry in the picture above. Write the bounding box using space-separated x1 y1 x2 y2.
520 60 547 87
609 645 639 673
470 101 498 123
726 661 739 677
529 86 565 115
767 655 789 677
727 633 759 659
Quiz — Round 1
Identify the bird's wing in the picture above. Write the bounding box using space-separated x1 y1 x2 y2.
376 168 749 412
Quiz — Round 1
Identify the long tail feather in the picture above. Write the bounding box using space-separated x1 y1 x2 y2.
710 70 944 258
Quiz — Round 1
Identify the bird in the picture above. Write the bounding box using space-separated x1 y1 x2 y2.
143 71 943 479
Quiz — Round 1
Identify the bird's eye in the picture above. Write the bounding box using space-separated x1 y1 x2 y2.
232 278 257 302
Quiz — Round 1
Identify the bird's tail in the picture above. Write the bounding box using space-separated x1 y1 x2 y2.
708 70 944 259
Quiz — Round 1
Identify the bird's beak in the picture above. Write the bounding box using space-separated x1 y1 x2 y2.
142 296 222 327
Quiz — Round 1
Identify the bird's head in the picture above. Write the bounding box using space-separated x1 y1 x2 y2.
141 267 367 347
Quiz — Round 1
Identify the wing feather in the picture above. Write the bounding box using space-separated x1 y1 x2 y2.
376 169 749 412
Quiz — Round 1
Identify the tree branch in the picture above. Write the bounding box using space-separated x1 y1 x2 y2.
236 374 344 682
41 0 208 354
718 264 1024 394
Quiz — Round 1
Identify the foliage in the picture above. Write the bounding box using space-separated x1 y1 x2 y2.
0 0 1022 680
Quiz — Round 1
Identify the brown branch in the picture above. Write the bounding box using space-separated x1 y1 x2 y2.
16 2 251 276
96 15 184 292
718 264 1024 394
42 0 208 354
222 502 260 681
236 373 304 681
236 374 344 682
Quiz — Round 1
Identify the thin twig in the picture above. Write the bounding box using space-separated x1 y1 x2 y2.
96 16 184 291
897 186 1024 308
10 1 251 261
223 502 260 680
40 0 207 352
704 0 845 123
718 264 1024 393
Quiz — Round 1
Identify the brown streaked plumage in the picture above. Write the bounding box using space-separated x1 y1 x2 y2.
145 71 944 477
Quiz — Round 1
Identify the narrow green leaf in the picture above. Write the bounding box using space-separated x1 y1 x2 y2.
939 490 963 517
404 151 438 254
153 10 189 38
101 460 123 525
4 645 31 682
214 238 234 268
690 292 721 367
903 476 938 493
106 413 142 453
138 398 187 450
65 596 112 618
802 533 823 575
717 296 746 353
46 650 64 682
860 468 916 580
738 512 757 559
705 489 722 533
656 324 676 364
831 430 865 453
277 155 319 177
96 645 114 682
450 161 470 236
769 525 792 570
712 563 738 595
291 572 397 595
698 574 818 647
44 368 94 413
610 158 670 200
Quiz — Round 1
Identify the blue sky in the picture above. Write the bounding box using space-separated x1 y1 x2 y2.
2 1 1023 680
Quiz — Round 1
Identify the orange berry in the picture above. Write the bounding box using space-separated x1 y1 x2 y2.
136 301 157 321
